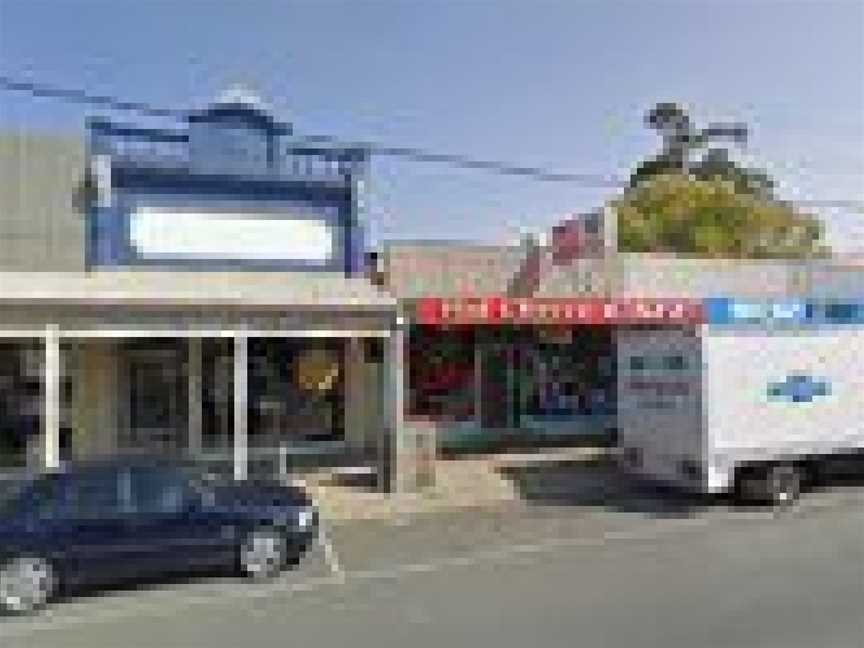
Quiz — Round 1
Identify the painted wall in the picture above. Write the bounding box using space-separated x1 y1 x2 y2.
704 327 864 465
0 133 87 271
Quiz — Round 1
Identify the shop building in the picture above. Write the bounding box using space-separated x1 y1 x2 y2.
0 95 418 491
3 95 860 491
370 226 849 452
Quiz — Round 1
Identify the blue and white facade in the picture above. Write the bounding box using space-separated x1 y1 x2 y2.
0 97 415 490
87 98 366 272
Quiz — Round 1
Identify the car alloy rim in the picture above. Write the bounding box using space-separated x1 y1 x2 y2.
0 558 52 612
242 532 285 577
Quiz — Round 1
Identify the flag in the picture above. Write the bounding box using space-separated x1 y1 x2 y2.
551 217 586 264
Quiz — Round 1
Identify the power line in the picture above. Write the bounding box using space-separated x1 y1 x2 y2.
797 199 864 210
0 73 861 207
0 74 622 188
0 75 183 119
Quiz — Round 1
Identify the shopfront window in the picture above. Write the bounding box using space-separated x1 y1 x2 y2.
200 338 346 450
408 327 476 422
201 339 234 451
248 339 345 446
0 342 65 467
126 341 186 453
520 327 615 419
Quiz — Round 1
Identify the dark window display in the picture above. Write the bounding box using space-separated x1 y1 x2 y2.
519 328 615 419
0 345 33 467
248 339 345 445
125 341 187 453
201 338 346 449
408 327 476 422
0 343 73 467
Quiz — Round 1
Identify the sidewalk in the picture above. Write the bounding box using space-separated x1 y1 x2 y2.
298 445 611 522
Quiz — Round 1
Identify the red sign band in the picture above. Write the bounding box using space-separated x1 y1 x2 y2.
416 297 705 325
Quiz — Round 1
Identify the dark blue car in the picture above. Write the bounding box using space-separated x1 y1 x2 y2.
0 459 318 614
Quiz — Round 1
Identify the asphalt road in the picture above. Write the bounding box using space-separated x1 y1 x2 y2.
1 464 863 648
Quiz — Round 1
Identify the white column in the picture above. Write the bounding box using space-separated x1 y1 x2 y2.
233 335 248 481
187 337 203 457
42 325 61 470
383 324 407 492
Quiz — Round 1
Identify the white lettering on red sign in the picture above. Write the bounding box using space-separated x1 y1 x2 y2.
420 298 701 325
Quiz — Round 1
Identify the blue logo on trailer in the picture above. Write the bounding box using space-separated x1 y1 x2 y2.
767 375 832 403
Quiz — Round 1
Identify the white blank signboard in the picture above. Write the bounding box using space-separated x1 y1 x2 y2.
130 206 334 261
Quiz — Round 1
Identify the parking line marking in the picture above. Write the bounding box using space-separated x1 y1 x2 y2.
317 524 345 583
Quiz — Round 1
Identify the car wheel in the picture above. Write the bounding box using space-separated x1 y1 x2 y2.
0 556 55 614
238 528 288 580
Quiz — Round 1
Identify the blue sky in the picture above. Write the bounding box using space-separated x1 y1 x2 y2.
1 0 862 250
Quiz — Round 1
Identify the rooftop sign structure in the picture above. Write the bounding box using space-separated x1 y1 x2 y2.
85 96 368 272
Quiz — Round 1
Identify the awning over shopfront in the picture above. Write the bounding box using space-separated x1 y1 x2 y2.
0 270 397 337
0 270 395 310
0 270 401 482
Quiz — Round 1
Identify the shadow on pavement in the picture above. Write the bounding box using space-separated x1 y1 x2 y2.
48 547 325 608
497 459 719 518
50 565 236 606
498 454 864 518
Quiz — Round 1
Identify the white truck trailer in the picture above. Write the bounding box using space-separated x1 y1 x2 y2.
616 299 864 505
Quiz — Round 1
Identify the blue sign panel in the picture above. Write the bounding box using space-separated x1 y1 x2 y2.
705 298 864 326
767 374 832 403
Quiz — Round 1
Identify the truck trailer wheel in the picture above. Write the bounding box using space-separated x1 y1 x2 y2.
735 463 803 507
765 463 802 506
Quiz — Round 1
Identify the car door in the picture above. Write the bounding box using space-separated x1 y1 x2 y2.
126 466 232 573
9 474 84 580
54 468 142 585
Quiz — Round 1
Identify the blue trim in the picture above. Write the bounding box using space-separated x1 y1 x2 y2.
112 164 352 199
88 117 189 144
186 102 290 136
704 297 733 324
705 298 864 326
85 109 368 273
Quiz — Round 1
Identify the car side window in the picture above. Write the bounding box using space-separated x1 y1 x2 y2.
16 475 69 519
130 468 194 515
68 470 125 519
